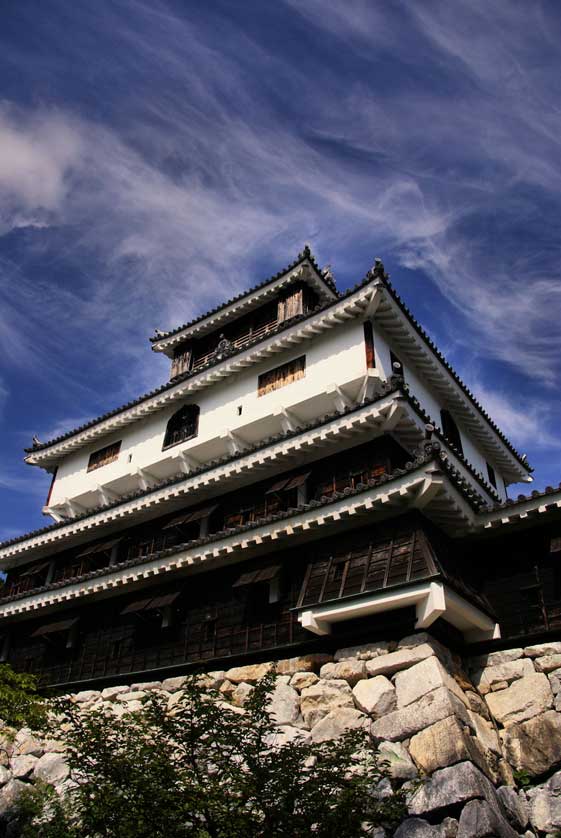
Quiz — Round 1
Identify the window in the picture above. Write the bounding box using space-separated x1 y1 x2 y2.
163 404 200 449
87 441 121 472
440 409 463 455
258 356 305 397
363 321 375 369
171 345 192 379
277 287 304 322
486 461 497 489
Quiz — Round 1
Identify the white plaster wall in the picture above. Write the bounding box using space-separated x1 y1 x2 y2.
373 322 507 499
50 321 368 507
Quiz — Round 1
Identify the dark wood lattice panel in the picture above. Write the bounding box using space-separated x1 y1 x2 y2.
297 527 439 609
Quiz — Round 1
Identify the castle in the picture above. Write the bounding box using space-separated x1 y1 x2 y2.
0 247 559 690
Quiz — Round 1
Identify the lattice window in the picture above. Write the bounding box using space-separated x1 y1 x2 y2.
163 404 200 449
87 441 121 472
258 356 305 397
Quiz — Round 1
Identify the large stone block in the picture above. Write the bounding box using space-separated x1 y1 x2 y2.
263 725 311 749
467 710 501 755
548 668 561 695
471 659 534 694
394 818 442 837
0 779 28 817
524 641 561 658
300 680 354 729
457 799 518 838
267 682 300 725
117 690 147 703
231 683 253 707
527 769 561 833
13 729 43 757
310 707 368 743
485 673 552 725
319 660 367 686
352 676 396 717
72 689 101 704
407 760 496 817
394 656 467 708
409 715 488 775
10 754 37 779
377 740 417 779
534 653 561 674
469 649 523 669
334 641 394 661
289 672 319 691
276 654 332 675
496 786 529 831
398 632 452 664
365 643 434 678
196 671 227 690
371 687 471 743
101 685 130 701
33 753 70 787
225 662 273 684
502 710 561 777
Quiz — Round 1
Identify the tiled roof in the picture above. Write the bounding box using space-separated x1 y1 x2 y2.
149 245 336 345
0 448 488 606
25 269 367 456
8 381 498 552
24 257 529 477
489 482 561 511
376 265 531 472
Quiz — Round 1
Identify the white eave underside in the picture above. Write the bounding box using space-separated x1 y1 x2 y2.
25 286 372 468
372 286 528 482
151 261 338 356
25 280 527 484
480 490 561 530
0 393 496 566
0 465 482 621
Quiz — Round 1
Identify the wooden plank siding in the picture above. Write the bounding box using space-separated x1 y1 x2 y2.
2 437 409 600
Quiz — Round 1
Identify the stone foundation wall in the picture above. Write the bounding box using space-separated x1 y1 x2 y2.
2 633 561 836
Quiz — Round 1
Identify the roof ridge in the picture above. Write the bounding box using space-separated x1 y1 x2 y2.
9 381 496 553
0 448 486 605
25 273 367 455
149 245 336 345
370 260 531 472
14 385 398 549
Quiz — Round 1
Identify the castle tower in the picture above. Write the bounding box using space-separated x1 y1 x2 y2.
0 247 558 689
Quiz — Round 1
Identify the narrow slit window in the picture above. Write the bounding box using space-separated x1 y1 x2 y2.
486 461 497 489
257 356 305 397
440 409 463 455
87 441 121 472
363 321 375 369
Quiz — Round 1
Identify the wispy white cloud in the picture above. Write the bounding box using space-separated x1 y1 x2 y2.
0 0 559 495
0 104 83 234
469 383 561 452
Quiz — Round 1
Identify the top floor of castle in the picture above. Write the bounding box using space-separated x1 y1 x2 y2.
2 247 532 568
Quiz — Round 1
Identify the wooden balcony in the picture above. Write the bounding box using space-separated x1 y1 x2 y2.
191 318 280 371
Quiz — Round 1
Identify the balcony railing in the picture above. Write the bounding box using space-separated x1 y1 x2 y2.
192 318 279 371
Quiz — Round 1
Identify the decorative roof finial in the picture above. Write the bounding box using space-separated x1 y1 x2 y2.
372 257 386 279
153 328 166 339
32 435 42 448
322 264 334 282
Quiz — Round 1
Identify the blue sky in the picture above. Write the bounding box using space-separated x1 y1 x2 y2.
1 0 560 540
